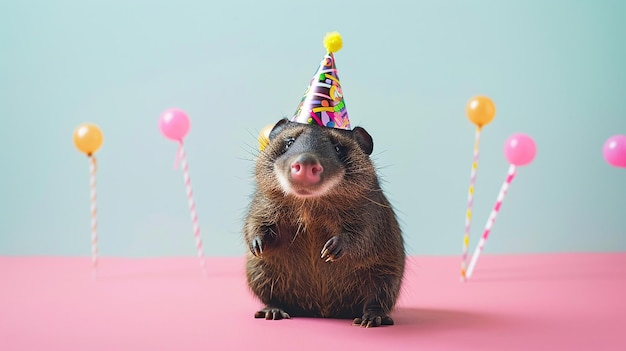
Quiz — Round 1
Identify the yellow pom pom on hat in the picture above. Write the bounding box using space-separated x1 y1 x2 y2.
323 31 343 53
291 31 350 130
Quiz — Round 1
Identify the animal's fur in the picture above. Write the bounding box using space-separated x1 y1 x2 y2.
243 118 405 327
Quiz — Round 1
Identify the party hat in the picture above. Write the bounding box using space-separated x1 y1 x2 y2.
291 32 350 130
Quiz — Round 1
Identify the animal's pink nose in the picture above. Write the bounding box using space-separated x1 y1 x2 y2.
290 155 323 185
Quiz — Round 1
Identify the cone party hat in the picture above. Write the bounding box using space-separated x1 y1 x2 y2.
291 32 350 130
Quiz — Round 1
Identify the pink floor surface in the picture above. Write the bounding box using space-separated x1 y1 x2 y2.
1 253 625 350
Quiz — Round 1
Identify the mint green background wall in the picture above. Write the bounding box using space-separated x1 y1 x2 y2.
1 0 624 257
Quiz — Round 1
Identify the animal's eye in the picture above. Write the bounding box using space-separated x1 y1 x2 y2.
285 137 295 149
334 144 342 154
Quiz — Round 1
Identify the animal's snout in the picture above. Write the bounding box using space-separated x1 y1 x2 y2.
290 154 323 185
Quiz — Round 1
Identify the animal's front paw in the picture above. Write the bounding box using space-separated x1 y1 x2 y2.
352 310 394 328
320 235 345 262
254 307 291 320
250 236 264 257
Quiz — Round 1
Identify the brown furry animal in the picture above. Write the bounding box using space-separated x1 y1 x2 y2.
243 118 405 327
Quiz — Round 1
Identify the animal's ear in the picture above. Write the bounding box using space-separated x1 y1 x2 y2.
268 118 290 141
352 127 374 155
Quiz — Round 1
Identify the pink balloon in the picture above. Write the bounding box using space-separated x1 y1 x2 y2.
504 133 536 166
159 108 190 142
603 135 626 168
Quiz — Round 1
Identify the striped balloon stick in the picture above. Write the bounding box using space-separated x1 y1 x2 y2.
177 143 207 276
89 155 98 279
461 127 482 281
465 164 517 279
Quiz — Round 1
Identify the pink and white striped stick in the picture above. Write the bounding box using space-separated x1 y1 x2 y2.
89 155 98 279
466 164 517 279
176 143 208 276
461 127 482 281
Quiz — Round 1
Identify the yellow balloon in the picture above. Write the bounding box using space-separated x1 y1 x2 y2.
258 124 275 151
466 96 496 128
73 123 103 155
